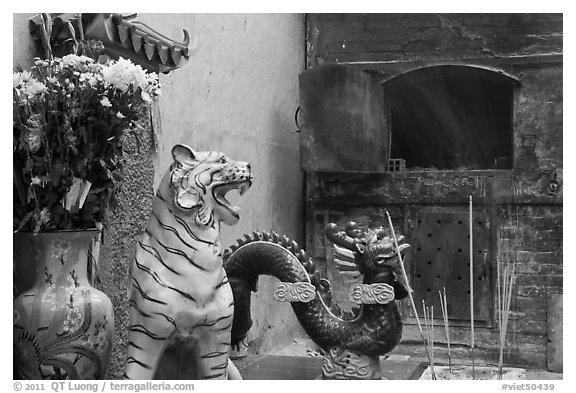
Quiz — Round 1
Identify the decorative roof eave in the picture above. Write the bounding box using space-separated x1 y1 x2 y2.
29 13 198 74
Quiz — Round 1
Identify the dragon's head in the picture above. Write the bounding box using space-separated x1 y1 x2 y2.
325 222 411 299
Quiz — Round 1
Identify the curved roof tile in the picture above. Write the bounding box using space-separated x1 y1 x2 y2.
29 13 197 74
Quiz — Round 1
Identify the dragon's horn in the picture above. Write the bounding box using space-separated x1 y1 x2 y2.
325 222 358 251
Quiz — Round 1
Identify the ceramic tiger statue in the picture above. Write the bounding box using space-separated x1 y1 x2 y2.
125 144 252 380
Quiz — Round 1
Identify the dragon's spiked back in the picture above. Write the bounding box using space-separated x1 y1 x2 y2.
325 222 411 298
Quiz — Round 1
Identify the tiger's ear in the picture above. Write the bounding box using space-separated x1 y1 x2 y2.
172 144 197 165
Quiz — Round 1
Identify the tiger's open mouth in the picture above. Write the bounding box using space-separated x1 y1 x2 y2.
212 180 252 217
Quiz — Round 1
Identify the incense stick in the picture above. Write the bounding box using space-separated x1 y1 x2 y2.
385 210 436 380
469 195 475 379
422 301 436 380
497 242 503 379
439 287 452 372
431 305 435 377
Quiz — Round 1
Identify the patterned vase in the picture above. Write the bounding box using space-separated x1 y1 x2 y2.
13 230 114 379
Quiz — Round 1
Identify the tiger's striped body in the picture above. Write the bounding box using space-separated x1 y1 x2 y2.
125 144 252 380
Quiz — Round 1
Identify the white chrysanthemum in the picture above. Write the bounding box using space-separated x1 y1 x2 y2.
88 76 99 87
141 91 152 103
13 71 33 89
24 80 48 98
100 97 112 107
79 72 99 87
145 73 161 96
145 72 160 86
34 58 49 67
61 54 94 68
101 57 153 93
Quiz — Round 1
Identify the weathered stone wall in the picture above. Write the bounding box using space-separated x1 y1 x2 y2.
305 14 562 368
307 14 562 66
98 108 157 379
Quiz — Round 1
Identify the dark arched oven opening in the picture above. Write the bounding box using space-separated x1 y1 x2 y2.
383 65 518 170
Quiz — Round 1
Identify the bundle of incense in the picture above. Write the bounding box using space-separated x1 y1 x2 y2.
497 261 516 379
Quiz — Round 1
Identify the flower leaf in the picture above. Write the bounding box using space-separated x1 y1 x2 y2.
15 211 35 233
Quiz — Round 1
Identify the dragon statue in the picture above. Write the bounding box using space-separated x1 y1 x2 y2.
223 221 411 379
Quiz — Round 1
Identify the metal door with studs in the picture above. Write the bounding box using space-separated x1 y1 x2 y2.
405 209 491 323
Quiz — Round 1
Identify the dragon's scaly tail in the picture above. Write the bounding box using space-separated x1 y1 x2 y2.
224 231 323 287
223 231 331 347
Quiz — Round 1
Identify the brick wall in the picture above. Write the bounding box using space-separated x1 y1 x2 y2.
304 14 562 368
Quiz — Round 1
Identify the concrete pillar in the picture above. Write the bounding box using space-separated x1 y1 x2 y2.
547 293 563 372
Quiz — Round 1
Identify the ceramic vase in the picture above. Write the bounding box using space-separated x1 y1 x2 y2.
13 230 114 379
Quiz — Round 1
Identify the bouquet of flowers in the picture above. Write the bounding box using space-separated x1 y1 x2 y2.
13 54 161 233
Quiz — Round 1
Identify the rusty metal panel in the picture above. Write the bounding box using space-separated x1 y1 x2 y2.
408 210 491 322
299 64 389 173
